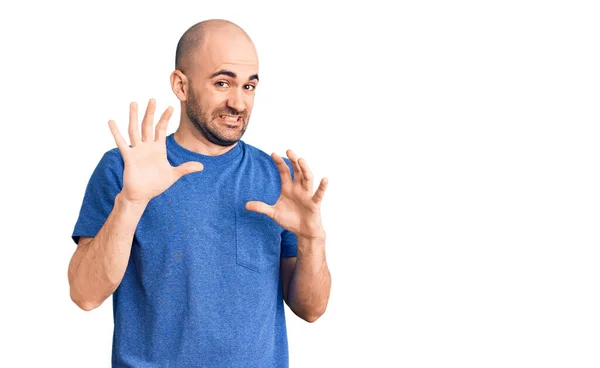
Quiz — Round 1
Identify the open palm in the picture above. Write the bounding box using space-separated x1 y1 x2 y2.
109 99 204 204
246 150 328 239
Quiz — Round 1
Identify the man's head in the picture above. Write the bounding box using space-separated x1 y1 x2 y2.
171 19 259 146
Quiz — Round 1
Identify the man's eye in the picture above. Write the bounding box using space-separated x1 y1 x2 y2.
216 81 229 88
245 84 256 91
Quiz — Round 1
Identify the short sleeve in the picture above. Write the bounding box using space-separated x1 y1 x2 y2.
280 157 298 257
281 230 297 257
71 149 124 245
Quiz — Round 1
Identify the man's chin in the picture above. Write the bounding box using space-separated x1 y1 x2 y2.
220 126 247 143
210 131 245 147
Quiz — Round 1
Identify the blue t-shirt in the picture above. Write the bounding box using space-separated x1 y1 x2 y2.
72 133 297 367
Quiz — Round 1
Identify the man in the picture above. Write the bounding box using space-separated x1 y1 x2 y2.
68 19 331 367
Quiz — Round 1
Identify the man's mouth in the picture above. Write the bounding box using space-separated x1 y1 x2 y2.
219 115 242 124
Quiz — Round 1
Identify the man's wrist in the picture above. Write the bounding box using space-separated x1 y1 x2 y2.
296 229 326 258
115 192 149 215
297 228 326 242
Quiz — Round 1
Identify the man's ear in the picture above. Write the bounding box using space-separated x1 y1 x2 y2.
170 70 189 102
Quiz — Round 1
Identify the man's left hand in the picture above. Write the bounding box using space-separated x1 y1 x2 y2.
245 149 328 239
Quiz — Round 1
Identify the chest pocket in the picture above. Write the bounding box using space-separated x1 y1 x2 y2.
235 209 282 272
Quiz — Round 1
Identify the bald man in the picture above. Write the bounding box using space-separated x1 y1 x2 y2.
68 19 331 367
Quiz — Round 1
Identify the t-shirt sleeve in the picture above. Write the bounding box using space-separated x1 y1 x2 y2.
281 230 297 257
280 157 298 257
71 149 124 245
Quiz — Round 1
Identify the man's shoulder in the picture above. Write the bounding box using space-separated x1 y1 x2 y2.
88 147 125 181
241 140 293 169
98 147 124 168
240 140 270 159
105 146 123 159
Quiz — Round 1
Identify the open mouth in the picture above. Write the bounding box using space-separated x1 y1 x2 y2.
219 115 242 125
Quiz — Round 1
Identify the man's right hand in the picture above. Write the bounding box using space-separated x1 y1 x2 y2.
108 98 204 205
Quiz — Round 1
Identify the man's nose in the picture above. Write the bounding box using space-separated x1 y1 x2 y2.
226 88 246 113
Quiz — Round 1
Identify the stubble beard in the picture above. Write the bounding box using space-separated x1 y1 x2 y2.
186 89 248 147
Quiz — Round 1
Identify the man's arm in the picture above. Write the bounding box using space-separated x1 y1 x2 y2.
245 149 331 323
68 99 204 311
68 193 147 311
281 232 331 322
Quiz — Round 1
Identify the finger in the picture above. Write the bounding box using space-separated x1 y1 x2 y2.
128 102 140 147
155 106 174 142
141 98 156 142
245 201 276 219
285 149 303 184
272 153 292 188
298 157 314 192
174 161 204 179
312 177 328 205
108 120 129 157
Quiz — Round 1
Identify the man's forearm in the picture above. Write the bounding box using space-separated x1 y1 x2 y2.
68 192 147 311
288 232 331 322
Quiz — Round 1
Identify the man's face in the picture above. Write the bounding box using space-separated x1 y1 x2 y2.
185 33 259 146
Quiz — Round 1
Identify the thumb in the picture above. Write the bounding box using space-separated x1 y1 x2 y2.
245 201 275 219
174 161 204 178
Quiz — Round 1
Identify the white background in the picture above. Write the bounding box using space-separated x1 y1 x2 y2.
0 0 599 367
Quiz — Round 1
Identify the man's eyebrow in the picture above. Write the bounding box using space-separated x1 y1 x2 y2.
210 70 237 79
210 70 259 82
